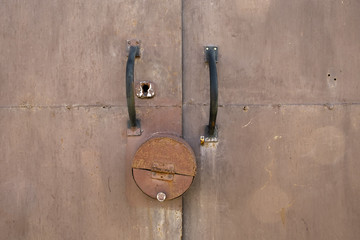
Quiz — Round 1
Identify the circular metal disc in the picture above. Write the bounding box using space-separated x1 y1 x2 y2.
132 133 196 200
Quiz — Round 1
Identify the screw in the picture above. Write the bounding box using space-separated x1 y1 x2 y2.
206 47 209 50
214 47 217 50
157 192 166 202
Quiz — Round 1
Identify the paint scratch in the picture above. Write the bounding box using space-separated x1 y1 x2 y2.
242 119 253 128
108 176 111 192
280 208 286 225
260 158 274 190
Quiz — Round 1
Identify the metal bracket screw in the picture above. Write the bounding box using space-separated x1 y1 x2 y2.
156 192 167 202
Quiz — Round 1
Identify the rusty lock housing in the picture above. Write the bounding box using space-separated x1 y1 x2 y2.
132 133 196 201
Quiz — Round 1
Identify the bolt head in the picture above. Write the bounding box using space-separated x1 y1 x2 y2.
156 192 166 202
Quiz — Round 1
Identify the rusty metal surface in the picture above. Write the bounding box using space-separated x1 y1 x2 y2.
133 169 194 200
125 107 184 239
183 104 360 239
0 0 183 239
132 134 196 176
132 134 196 200
1 0 360 239
0 106 185 240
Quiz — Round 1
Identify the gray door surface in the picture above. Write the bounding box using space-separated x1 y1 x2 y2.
1 1 360 239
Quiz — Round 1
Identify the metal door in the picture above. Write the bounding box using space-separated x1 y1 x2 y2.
1 1 360 240
0 1 183 239
182 1 360 239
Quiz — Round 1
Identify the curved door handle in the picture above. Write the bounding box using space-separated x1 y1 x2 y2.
206 46 218 136
126 40 141 135
201 46 218 143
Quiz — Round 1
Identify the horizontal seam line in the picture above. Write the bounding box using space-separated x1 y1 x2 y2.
0 102 359 109
184 102 360 107
0 104 181 109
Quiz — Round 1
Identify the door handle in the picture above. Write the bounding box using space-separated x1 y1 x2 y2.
126 39 141 135
201 46 218 144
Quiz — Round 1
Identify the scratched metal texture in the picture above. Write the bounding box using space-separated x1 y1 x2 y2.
0 0 183 239
182 0 360 239
183 104 360 239
183 0 360 105
0 0 182 107
1 0 360 239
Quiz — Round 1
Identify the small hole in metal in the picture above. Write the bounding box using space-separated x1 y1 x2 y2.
142 84 149 93
328 73 331 77
334 78 337 81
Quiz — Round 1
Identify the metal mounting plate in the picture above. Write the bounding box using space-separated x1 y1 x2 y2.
204 46 218 62
127 39 141 57
127 119 142 136
200 125 218 144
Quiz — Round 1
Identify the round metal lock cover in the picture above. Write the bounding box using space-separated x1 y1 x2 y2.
132 133 196 201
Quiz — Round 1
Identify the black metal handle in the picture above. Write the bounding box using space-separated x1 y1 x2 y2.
126 45 138 128
205 46 218 136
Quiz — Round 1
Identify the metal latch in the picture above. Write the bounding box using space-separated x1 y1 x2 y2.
151 163 175 181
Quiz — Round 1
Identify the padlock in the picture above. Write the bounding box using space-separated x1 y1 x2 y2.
132 133 196 201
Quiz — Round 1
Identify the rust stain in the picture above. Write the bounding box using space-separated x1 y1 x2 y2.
132 133 196 200
132 134 196 176
279 200 295 226
280 208 286 225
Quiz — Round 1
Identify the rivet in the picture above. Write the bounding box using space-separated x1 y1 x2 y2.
157 192 166 202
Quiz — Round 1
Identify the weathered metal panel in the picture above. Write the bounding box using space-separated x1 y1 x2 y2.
182 0 360 239
1 0 360 239
183 0 360 105
0 106 184 239
0 0 182 107
0 0 183 239
183 104 360 239
0 107 128 239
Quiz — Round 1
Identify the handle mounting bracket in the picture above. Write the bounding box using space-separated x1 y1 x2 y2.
204 46 218 62
127 39 141 57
